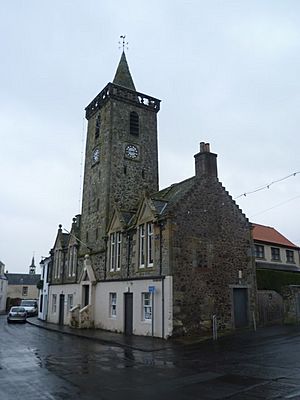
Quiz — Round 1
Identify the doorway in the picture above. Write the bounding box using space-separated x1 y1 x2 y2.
124 293 133 335
83 285 89 307
233 288 249 328
59 294 65 326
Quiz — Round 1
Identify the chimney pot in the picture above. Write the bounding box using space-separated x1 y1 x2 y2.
194 142 218 178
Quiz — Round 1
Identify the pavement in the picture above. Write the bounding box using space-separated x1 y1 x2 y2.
26 316 300 354
26 317 175 352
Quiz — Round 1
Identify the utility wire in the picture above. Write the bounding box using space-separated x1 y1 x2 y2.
63 228 92 252
234 171 300 200
250 194 300 218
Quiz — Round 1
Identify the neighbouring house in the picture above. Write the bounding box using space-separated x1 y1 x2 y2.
253 223 300 272
45 51 257 338
0 261 8 313
38 256 52 321
6 257 41 308
253 223 300 326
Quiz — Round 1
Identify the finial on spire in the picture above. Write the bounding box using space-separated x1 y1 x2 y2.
119 35 128 52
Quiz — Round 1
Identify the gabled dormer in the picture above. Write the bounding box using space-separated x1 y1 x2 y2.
106 209 135 276
134 197 159 272
51 224 69 283
65 215 81 281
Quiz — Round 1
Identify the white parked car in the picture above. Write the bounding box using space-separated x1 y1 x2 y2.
20 299 38 317
7 307 27 323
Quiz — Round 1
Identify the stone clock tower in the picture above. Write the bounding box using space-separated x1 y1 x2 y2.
79 51 160 276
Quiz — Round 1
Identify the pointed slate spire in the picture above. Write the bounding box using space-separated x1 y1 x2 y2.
113 51 136 91
29 256 36 275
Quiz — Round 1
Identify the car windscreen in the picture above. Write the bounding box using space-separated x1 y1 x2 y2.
21 301 36 306
11 307 25 312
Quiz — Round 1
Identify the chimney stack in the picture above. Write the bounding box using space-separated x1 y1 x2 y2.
194 142 218 178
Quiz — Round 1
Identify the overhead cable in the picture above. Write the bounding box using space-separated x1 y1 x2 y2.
234 171 300 200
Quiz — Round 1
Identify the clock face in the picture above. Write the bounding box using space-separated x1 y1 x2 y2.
92 148 100 163
125 144 139 159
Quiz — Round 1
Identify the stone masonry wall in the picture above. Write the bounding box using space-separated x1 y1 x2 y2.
170 177 257 336
80 95 159 281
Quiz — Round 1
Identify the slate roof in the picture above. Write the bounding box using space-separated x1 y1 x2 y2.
119 211 136 226
6 273 41 285
113 51 136 91
252 223 299 249
151 177 195 214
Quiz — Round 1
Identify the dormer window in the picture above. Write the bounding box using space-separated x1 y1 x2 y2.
139 222 154 268
130 111 139 136
109 232 122 271
68 246 77 277
54 250 62 279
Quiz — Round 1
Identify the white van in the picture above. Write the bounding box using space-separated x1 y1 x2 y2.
20 299 38 316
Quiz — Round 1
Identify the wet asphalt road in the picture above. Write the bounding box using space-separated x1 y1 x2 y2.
1 316 300 400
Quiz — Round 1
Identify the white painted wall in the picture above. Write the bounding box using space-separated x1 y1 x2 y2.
257 244 300 267
38 259 50 320
0 278 8 313
94 276 173 338
47 284 80 325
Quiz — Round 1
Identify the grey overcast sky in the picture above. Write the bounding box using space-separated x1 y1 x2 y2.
1 0 300 273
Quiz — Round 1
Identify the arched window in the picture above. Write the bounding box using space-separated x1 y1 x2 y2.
130 112 139 136
95 115 101 139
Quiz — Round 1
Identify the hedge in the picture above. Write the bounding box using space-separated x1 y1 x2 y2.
256 269 300 293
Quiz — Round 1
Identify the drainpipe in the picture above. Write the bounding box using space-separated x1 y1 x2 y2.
159 221 165 339
127 232 131 279
104 235 108 280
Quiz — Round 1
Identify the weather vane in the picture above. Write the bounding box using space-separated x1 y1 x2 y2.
119 35 128 52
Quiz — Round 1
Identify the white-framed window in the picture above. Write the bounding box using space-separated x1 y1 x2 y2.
72 246 77 276
116 232 121 270
54 250 62 279
139 222 154 268
142 292 152 321
54 250 58 278
109 292 117 318
67 294 73 310
109 232 122 271
52 294 57 313
139 224 145 267
147 222 154 265
68 248 72 277
286 250 295 263
271 247 281 261
68 246 77 277
254 244 265 259
110 233 115 271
